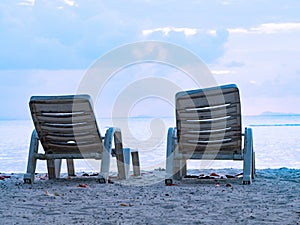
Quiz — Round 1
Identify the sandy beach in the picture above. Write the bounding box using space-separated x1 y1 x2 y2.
0 168 299 225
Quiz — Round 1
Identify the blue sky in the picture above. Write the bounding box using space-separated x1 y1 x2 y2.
1 0 300 119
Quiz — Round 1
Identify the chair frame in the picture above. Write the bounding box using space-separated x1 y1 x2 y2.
165 84 255 185
24 95 140 184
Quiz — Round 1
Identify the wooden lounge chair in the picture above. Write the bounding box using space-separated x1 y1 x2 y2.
165 84 255 185
24 95 140 184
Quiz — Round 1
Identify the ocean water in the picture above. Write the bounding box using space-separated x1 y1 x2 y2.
0 115 299 173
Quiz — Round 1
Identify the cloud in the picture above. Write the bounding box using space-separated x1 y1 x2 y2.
0 0 234 70
63 0 78 7
142 27 229 64
143 27 198 36
211 21 300 107
0 0 142 69
211 70 235 75
225 61 245 68
228 22 300 34
252 23 300 34
17 0 35 6
1 0 300 116
4 0 298 70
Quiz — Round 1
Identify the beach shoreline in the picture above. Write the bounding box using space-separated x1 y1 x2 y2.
1 168 299 225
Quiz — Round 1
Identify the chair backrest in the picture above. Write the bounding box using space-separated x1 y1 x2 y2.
29 95 103 155
176 84 242 157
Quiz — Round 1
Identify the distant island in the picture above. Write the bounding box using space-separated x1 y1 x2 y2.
260 111 300 116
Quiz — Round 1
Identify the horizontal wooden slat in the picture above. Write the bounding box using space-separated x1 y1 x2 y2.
179 137 241 145
44 134 100 142
178 141 242 153
179 130 241 141
176 152 243 160
177 116 240 131
179 139 241 148
42 130 95 137
177 91 240 110
177 104 239 120
39 123 98 133
179 126 239 134
34 153 103 160
45 142 103 154
44 139 102 148
46 130 99 141
48 140 101 146
176 85 238 99
31 101 92 114
34 113 95 124
180 115 232 123
176 85 239 102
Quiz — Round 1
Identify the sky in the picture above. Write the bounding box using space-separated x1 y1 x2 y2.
1 0 300 119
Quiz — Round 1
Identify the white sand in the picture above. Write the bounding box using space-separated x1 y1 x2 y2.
0 169 299 225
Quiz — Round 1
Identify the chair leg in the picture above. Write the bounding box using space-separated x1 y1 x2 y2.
173 159 181 180
182 159 187 177
122 148 131 179
100 128 114 183
165 128 176 185
66 159 75 176
131 150 141 176
243 128 253 185
165 153 174 184
24 130 39 184
114 131 128 179
47 159 56 179
54 159 62 178
46 159 62 179
115 150 126 179
252 151 256 179
100 149 111 183
100 127 138 182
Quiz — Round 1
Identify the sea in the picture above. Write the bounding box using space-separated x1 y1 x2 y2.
0 115 300 174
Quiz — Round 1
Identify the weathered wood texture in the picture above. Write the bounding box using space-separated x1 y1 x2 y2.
176 84 242 156
30 95 103 155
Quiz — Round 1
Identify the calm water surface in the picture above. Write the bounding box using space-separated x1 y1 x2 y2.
0 115 299 173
